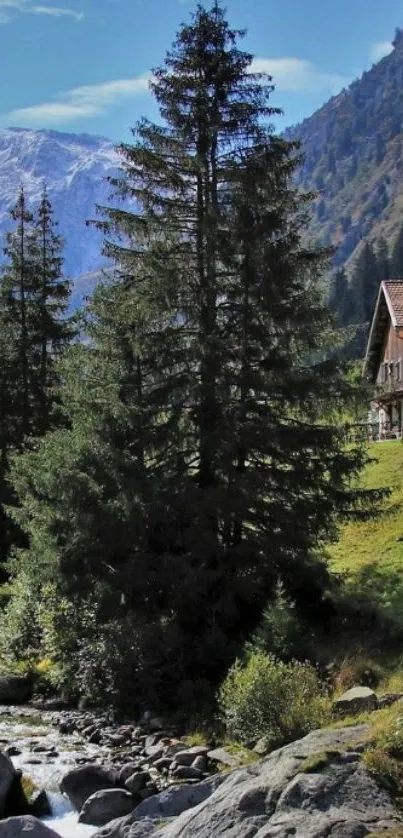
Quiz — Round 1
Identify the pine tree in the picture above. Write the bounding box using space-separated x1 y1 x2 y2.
31 189 73 433
329 267 352 326
349 241 381 356
377 236 391 281
9 3 371 707
391 224 403 278
0 188 72 566
1 189 36 440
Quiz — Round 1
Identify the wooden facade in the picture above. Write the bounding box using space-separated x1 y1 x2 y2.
364 281 403 439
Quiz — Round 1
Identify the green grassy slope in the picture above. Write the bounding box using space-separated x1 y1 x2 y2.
328 440 403 619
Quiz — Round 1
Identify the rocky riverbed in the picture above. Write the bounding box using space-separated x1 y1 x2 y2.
0 703 230 836
0 690 402 837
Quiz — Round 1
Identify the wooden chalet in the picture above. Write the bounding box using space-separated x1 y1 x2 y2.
364 280 403 439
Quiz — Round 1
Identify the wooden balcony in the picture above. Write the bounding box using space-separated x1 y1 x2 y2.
374 378 403 403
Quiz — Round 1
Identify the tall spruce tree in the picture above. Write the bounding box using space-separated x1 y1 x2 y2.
377 236 391 282
0 188 72 566
31 189 72 433
8 3 372 708
329 267 352 326
1 189 36 440
348 241 380 356
391 223 403 278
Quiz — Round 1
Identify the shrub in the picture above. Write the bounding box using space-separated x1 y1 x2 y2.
333 656 386 694
218 652 331 749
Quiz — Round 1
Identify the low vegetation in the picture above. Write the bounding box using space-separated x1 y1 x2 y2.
219 653 331 750
328 440 403 621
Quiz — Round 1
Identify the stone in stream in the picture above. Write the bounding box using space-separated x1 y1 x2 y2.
79 788 134 826
60 764 117 811
0 815 60 837
3 772 51 818
0 753 18 817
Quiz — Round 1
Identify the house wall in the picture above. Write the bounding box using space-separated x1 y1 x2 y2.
376 323 403 384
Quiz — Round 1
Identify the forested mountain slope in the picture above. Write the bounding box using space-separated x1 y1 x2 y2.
288 27 403 269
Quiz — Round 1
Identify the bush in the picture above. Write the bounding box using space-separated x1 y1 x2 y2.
218 652 331 749
333 656 386 694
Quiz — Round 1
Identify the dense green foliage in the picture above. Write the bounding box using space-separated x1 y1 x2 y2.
0 4 381 714
328 238 397 358
288 28 403 270
218 653 330 748
0 189 72 568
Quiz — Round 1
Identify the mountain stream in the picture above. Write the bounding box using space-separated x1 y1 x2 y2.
0 706 105 837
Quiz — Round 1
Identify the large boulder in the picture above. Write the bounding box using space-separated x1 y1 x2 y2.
0 754 18 817
0 674 32 704
332 686 378 717
94 776 223 837
79 789 134 826
0 815 59 837
60 764 117 811
133 775 223 820
95 725 401 838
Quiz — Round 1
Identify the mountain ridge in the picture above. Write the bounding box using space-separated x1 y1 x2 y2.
2 32 403 299
0 126 120 281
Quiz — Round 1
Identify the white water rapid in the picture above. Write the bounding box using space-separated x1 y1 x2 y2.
0 708 105 837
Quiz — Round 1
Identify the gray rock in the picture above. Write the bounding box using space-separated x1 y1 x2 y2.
125 772 150 795
332 686 378 717
133 724 400 838
95 815 168 838
93 776 223 837
0 815 60 837
207 747 242 768
60 764 117 811
153 757 172 773
79 789 134 826
191 756 208 772
172 747 209 766
0 753 17 817
132 774 223 819
253 738 270 756
0 675 32 704
119 764 145 785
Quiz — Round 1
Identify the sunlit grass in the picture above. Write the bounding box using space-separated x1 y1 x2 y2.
328 440 403 619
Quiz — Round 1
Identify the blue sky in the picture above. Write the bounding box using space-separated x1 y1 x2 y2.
0 0 402 140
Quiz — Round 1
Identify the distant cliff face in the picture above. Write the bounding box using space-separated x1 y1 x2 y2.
287 28 403 268
0 127 119 278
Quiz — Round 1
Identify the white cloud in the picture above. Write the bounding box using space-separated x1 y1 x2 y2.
4 74 151 126
370 41 393 62
31 5 84 19
250 57 349 96
0 0 83 22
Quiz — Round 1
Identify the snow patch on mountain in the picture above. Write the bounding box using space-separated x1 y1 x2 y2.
0 127 121 278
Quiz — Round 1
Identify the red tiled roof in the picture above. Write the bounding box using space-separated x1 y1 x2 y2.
383 280 403 328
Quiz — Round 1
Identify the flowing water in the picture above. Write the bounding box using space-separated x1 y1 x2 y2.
0 707 107 837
